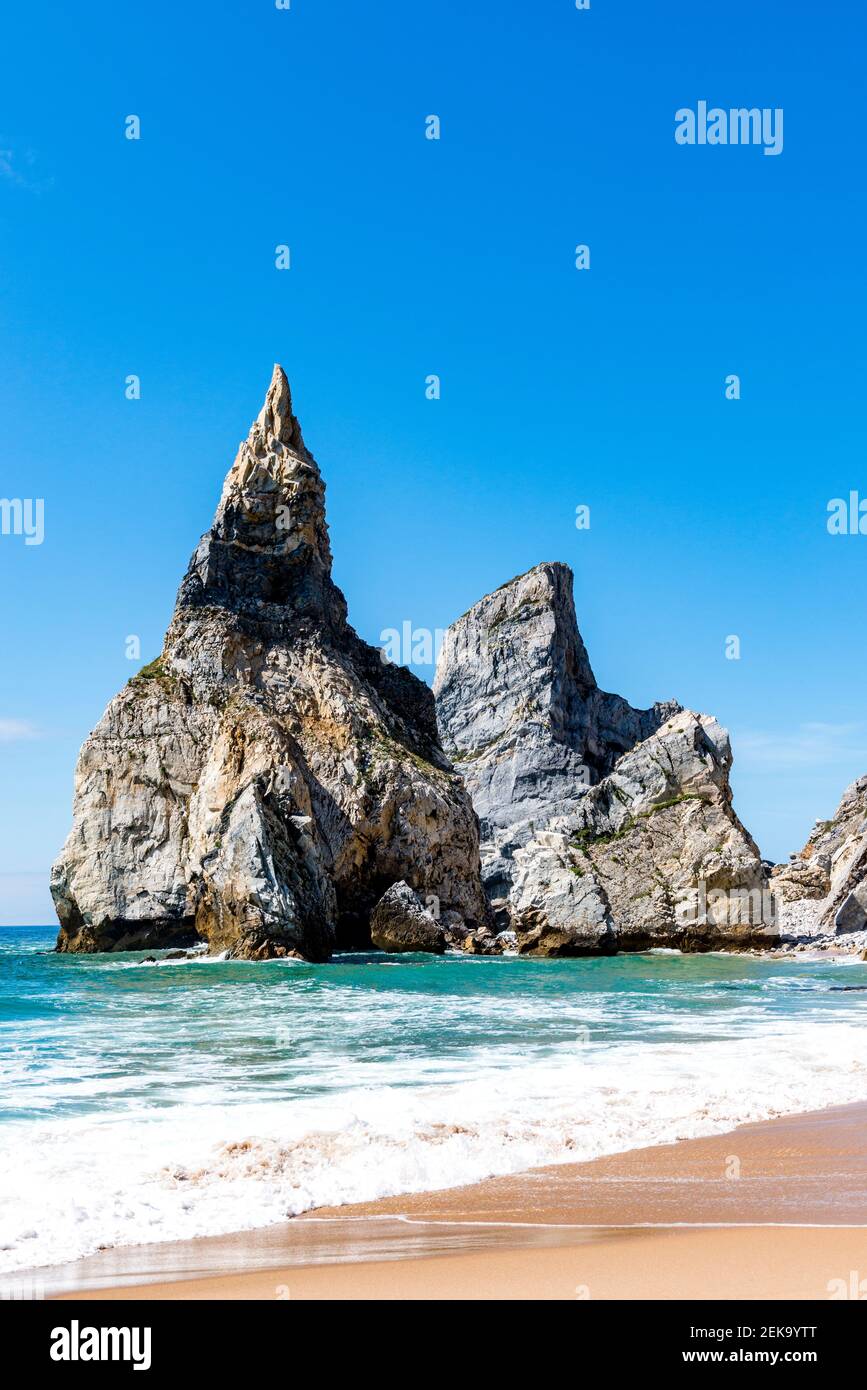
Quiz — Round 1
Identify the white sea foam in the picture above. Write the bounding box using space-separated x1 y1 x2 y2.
1 1014 866 1273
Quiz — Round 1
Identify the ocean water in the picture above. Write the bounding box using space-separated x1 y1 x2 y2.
1 925 866 1273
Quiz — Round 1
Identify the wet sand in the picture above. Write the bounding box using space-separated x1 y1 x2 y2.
35 1101 867 1301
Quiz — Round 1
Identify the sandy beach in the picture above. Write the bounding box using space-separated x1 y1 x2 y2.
44 1101 867 1301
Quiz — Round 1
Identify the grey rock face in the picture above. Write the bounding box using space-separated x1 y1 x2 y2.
774 776 867 935
434 563 775 954
370 881 446 954
52 367 489 959
436 566 676 826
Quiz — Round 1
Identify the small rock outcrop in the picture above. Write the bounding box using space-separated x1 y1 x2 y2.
370 881 446 954
52 368 489 959
774 776 867 934
434 563 776 954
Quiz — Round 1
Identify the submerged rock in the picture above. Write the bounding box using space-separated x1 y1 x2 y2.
52 368 489 960
434 563 776 954
370 881 446 954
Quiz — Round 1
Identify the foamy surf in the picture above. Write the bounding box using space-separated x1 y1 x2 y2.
1 928 866 1272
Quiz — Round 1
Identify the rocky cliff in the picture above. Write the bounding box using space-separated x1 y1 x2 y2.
434 563 776 954
52 367 489 958
773 775 867 935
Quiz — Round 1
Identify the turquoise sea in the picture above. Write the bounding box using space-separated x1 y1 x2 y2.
2 925 866 1272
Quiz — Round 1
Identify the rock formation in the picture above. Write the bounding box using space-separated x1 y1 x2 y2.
773 775 867 934
434 563 777 954
53 372 786 963
52 367 489 959
369 881 446 954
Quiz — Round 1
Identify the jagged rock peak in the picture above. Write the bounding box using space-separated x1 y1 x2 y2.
221 364 311 493
435 560 679 835
51 368 489 960
178 366 335 617
441 562 598 696
257 362 306 451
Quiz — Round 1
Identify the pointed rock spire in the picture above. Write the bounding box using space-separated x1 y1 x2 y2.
223 363 313 496
54 368 489 962
253 364 306 455
176 365 337 619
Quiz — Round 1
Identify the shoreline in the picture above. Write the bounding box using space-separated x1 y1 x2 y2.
21 1099 866 1301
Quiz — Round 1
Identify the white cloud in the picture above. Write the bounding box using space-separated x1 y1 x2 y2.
0 141 52 192
0 719 39 742
734 722 867 771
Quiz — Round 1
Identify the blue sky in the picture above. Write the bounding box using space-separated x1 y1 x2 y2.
1 0 865 924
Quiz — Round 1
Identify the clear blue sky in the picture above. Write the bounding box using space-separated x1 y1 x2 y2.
1 1 865 924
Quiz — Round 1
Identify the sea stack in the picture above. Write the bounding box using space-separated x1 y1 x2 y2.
434 562 776 954
51 367 489 959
